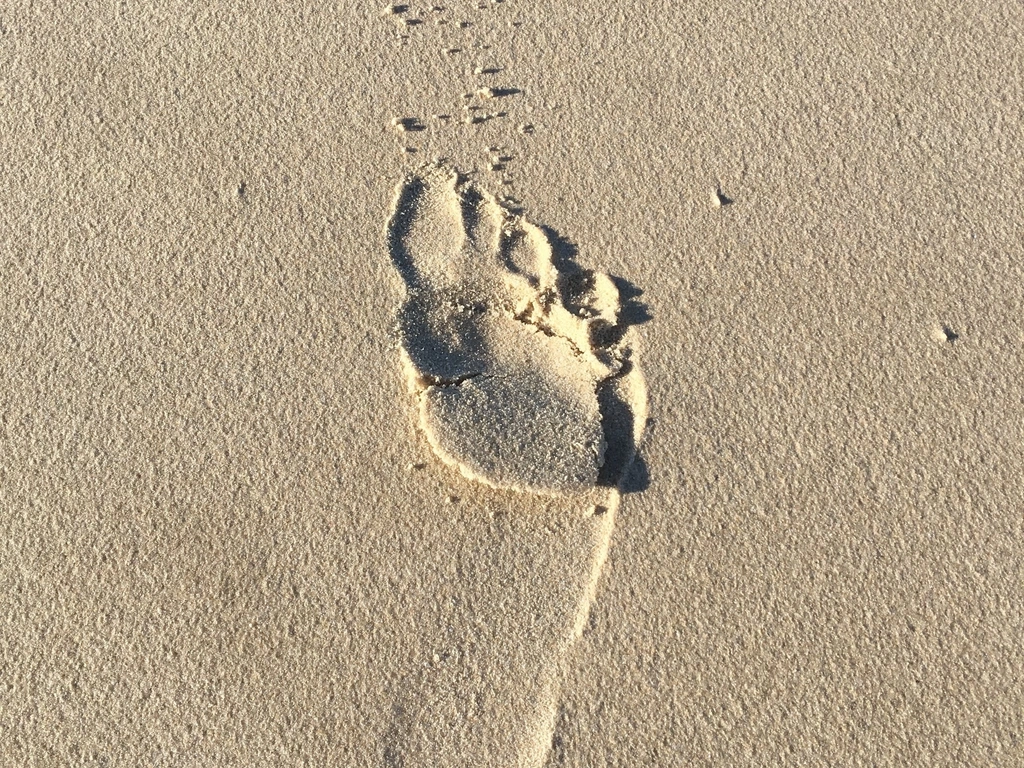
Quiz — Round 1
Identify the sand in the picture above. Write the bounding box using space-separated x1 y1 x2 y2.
2 0 1022 765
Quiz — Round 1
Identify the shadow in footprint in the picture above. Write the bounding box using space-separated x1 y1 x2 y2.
540 225 653 493
541 226 653 335
387 176 427 284
618 447 650 493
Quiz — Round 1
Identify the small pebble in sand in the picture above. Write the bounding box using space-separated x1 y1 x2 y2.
518 123 534 134
712 188 734 207
475 87 495 99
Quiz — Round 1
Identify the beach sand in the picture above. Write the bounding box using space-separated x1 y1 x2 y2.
2 0 1022 765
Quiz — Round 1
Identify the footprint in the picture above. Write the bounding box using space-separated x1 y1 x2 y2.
387 163 643 495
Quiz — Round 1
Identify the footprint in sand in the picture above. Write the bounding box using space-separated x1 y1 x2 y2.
387 163 644 496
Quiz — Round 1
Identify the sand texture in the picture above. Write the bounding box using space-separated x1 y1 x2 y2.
2 0 1023 765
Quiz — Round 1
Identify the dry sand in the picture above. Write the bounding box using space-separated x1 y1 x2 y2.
2 0 1023 765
